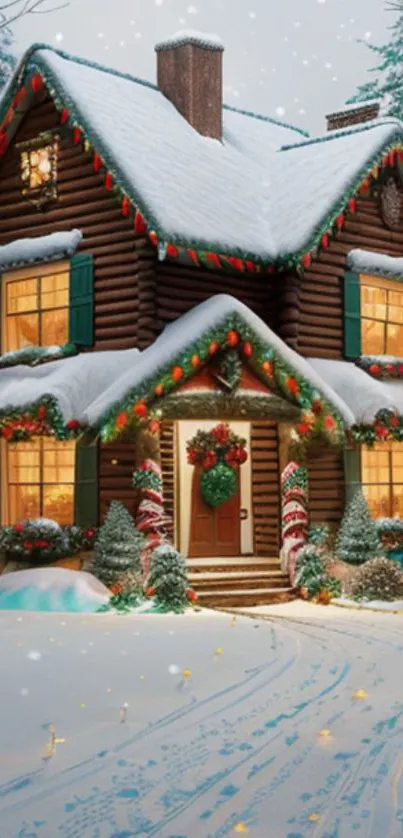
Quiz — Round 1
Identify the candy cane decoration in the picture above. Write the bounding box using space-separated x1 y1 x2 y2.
280 461 309 586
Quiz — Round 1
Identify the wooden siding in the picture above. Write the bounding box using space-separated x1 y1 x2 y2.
250 421 280 556
99 442 137 522
155 261 275 333
0 97 141 352
298 192 403 359
307 448 345 532
160 421 175 543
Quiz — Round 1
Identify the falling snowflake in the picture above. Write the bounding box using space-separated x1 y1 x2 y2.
97 32 104 39
20 688 29 697
54 32 63 42
299 107 306 114
332 76 338 82
249 11 256 18
155 0 164 4
317 0 326 4
187 5 198 13
275 105 286 117
294 21 301 27
302 59 309 65
119 41 125 47
178 16 186 23
135 33 142 39
169 664 181 675
325 62 332 69
364 31 372 40
27 651 41 661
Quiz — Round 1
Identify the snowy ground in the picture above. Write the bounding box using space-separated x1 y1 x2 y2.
1 605 403 837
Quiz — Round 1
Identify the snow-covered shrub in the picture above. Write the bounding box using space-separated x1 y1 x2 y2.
147 543 190 612
351 557 403 602
295 544 341 601
0 519 69 563
336 489 384 565
92 501 144 587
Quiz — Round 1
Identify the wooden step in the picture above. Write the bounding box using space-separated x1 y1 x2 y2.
189 571 289 592
195 587 295 607
187 557 282 575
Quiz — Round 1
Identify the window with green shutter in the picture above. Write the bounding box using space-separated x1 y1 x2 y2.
69 253 94 347
344 271 361 358
343 447 361 506
74 440 99 528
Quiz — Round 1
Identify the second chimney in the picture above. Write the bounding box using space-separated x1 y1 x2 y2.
155 31 224 141
326 100 380 132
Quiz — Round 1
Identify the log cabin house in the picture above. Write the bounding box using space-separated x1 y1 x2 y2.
1 32 403 605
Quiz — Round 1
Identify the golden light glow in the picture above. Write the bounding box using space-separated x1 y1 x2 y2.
353 689 368 700
6 439 75 525
20 137 58 207
361 441 403 518
3 265 69 353
361 277 403 355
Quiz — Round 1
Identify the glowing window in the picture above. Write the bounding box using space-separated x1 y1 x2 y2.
361 276 403 355
2 262 69 352
361 441 403 518
20 136 58 208
3 438 75 526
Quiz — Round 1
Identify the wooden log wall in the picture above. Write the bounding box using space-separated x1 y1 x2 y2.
250 421 280 556
99 442 138 522
155 261 275 332
0 97 141 352
297 191 403 359
307 448 345 533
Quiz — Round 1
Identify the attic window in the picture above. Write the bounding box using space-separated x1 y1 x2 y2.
19 134 59 210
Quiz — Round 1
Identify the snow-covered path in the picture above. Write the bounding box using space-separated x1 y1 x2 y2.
0 606 402 837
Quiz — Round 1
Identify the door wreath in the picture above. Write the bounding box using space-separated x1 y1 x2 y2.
186 423 248 508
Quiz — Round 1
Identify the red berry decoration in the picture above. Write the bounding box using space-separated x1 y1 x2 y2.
172 366 183 382
311 399 323 415
154 383 164 397
134 210 147 233
209 341 219 355
390 415 400 428
348 197 357 213
60 107 70 124
37 405 47 419
13 523 24 533
105 172 113 190
166 243 179 258
73 127 81 145
121 196 130 217
31 72 43 93
93 152 102 172
302 252 312 269
321 233 329 248
297 423 311 435
227 330 239 347
146 587 156 598
134 401 148 418
286 376 299 397
191 354 200 368
243 342 253 358
385 363 394 374
262 360 273 376
66 419 80 431
369 363 381 376
336 213 345 230
148 419 160 435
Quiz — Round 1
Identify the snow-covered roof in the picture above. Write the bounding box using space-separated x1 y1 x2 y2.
83 294 354 429
0 348 140 424
155 31 224 51
2 45 401 263
308 358 403 424
347 249 403 280
0 230 82 271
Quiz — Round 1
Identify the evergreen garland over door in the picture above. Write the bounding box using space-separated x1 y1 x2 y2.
69 253 94 347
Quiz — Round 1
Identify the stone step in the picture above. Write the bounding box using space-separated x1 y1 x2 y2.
195 587 295 608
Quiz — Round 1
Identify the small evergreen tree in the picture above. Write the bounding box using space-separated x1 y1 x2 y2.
347 9 403 118
0 28 16 93
92 501 144 587
147 544 189 612
336 489 384 565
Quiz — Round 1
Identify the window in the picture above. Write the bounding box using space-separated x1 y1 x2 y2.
1 262 69 353
361 276 403 355
361 441 403 518
3 439 75 525
20 135 58 209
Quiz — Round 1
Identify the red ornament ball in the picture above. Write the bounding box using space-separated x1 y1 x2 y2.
243 342 253 358
172 366 183 382
191 354 200 368
369 364 381 376
209 341 219 355
13 523 24 533
134 401 148 418
263 360 273 376
227 330 239 347
37 405 47 420
154 383 164 397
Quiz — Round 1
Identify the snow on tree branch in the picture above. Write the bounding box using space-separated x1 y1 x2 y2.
0 0 69 31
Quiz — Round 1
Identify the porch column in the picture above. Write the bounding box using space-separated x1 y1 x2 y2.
278 425 309 585
133 423 172 578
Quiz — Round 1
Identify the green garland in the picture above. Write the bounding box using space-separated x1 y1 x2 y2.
99 313 345 450
350 408 403 446
132 466 162 492
0 343 78 370
356 356 403 380
0 395 82 441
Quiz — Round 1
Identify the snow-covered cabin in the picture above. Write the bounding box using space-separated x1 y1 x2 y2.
1 34 403 604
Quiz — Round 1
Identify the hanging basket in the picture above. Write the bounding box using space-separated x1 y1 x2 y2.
201 462 237 508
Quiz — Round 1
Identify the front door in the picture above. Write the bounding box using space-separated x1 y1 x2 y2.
189 467 241 557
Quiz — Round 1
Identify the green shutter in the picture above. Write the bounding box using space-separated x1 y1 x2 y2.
344 447 361 506
344 271 361 358
74 440 99 527
69 253 94 347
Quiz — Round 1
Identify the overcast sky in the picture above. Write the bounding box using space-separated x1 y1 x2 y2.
12 0 392 134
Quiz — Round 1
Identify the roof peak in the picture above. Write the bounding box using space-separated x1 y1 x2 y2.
280 116 403 152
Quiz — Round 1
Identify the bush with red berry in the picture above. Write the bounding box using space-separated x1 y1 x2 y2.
0 519 98 564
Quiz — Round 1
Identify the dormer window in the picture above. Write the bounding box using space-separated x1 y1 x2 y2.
19 134 59 209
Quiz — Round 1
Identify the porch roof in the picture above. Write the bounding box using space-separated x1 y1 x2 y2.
308 358 403 424
0 348 140 431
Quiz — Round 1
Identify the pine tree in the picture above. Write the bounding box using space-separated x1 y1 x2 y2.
92 501 144 587
336 490 384 565
347 11 403 118
147 544 189 612
0 28 16 94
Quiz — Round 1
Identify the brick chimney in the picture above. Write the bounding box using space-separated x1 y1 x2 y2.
155 31 224 140
326 100 380 132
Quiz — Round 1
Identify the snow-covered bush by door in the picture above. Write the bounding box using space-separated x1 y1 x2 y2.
91 501 144 587
0 519 69 563
350 557 403 602
336 489 384 565
295 543 341 602
146 543 193 612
